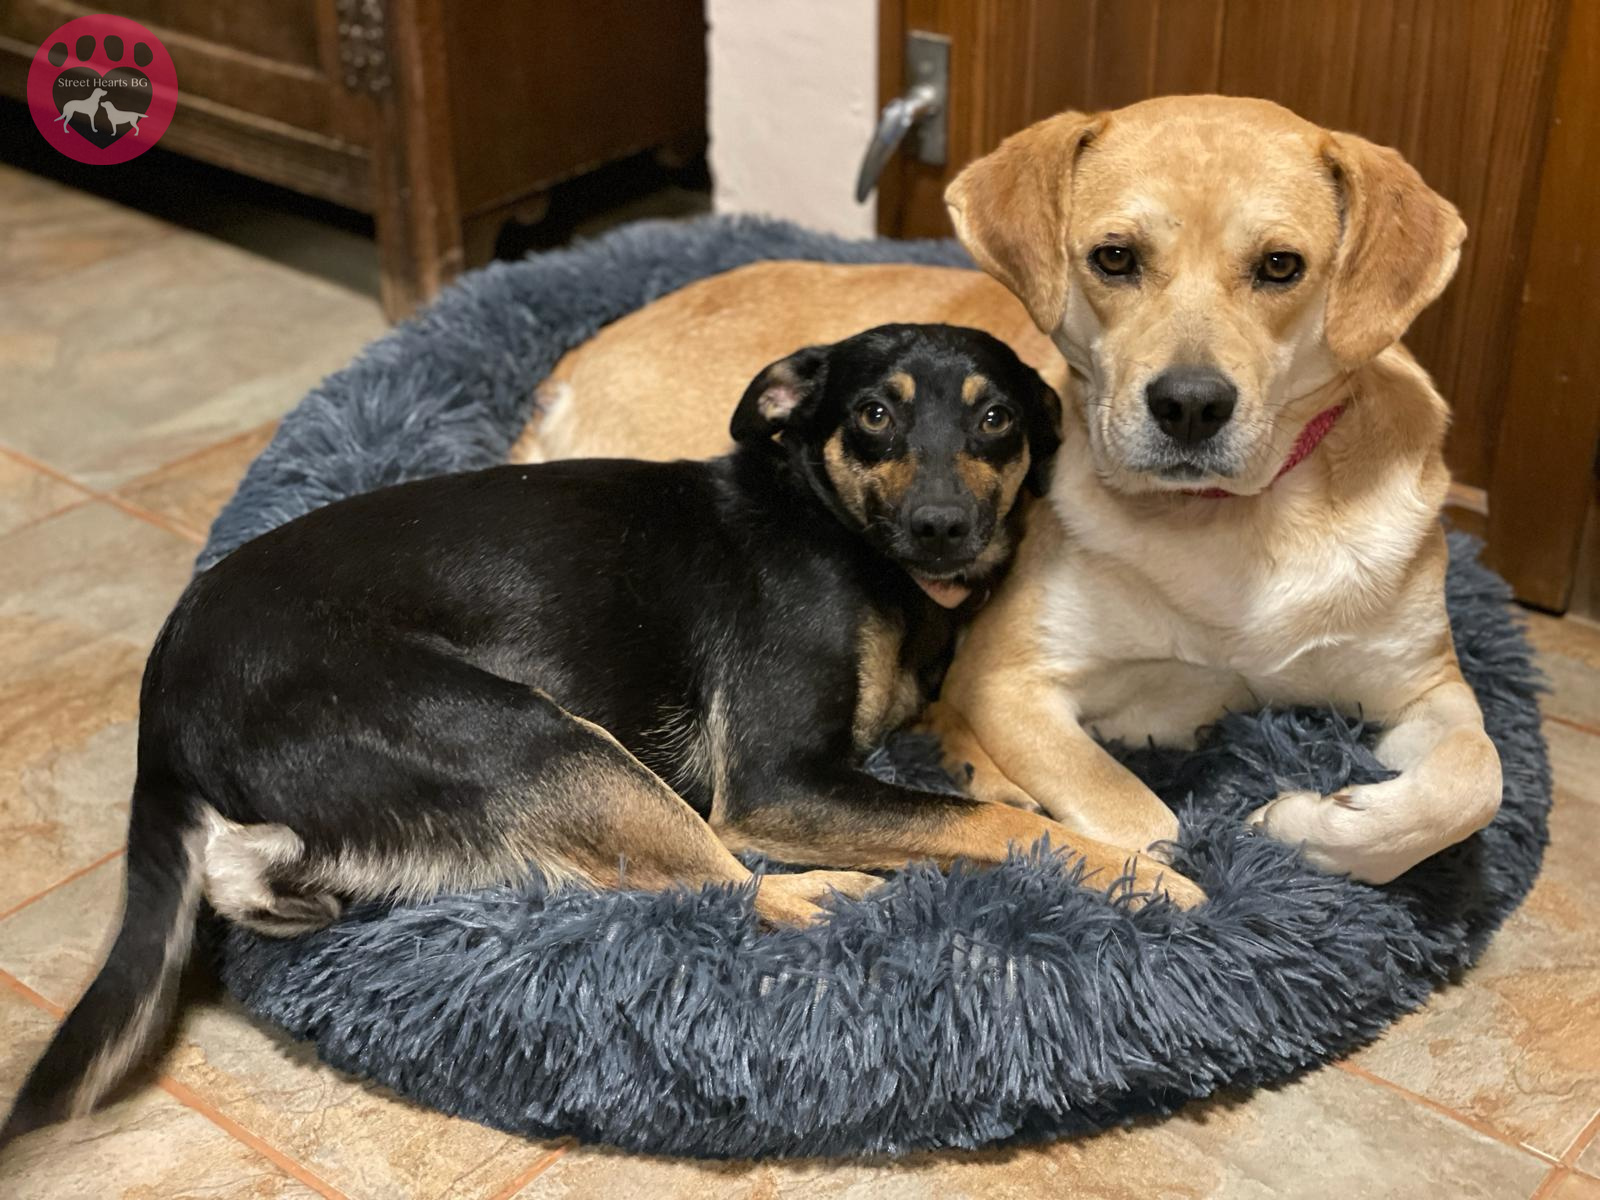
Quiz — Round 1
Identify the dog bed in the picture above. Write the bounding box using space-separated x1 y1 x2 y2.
205 215 1551 1159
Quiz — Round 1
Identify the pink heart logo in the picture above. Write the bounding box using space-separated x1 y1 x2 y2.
28 15 176 165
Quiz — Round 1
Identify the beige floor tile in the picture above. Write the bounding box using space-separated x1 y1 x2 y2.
0 986 323 1199
1549 1171 1600 1200
0 981 61 1113
0 857 562 1200
0 503 193 912
1524 612 1600 731
1349 721 1600 1158
1583 1132 1600 1176
116 421 277 539
517 1070 1548 1200
0 854 122 1005
165 998 566 1200
0 231 383 490
509 1150 761 1199
0 165 176 288
0 454 86 538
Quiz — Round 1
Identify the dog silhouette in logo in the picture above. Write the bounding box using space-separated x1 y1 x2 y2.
54 85 106 134
101 99 145 136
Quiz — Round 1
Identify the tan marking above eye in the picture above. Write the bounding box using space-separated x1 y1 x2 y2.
888 371 916 402
961 374 989 406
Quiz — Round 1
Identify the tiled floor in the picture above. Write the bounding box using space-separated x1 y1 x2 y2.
1 161 1598 1199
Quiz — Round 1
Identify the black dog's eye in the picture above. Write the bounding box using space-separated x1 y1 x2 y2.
1090 243 1139 278
1256 251 1304 285
979 405 1014 435
856 401 892 433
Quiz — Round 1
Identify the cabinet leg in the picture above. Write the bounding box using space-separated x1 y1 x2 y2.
460 191 553 270
369 0 462 321
460 210 504 270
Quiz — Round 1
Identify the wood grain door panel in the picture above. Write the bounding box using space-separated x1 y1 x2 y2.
441 0 705 220
106 0 324 68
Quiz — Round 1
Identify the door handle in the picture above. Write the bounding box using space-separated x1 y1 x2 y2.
855 31 950 202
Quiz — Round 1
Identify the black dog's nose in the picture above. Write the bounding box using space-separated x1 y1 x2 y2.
909 504 971 554
1145 367 1238 446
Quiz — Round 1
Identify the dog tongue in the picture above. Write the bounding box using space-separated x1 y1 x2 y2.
914 575 973 608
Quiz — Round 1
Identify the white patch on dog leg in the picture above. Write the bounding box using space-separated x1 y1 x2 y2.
200 807 340 936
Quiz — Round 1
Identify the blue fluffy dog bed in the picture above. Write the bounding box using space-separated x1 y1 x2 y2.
204 216 1550 1159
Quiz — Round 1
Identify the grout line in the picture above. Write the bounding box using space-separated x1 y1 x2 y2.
1558 1107 1600 1167
0 847 125 924
0 443 205 546
486 1141 575 1200
3 965 348 1200
1 495 94 539
0 446 95 503
98 490 206 546
158 1076 352 1200
118 421 275 486
1547 713 1600 741
0 445 95 493
0 966 64 1017
1337 1063 1560 1164
1529 1166 1570 1200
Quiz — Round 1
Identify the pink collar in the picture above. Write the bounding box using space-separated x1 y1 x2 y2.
1183 403 1347 499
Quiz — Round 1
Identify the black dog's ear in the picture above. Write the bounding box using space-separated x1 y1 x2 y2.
730 346 830 444
1023 376 1064 496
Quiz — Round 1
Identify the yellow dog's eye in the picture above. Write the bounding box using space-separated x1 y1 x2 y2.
856 401 892 433
1257 251 1304 284
980 405 1014 435
1091 244 1139 277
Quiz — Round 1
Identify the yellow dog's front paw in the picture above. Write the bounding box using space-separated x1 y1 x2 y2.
1248 787 1410 884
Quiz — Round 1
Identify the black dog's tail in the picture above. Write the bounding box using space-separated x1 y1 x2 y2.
0 780 204 1148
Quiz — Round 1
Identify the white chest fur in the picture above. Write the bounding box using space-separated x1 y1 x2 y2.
1037 433 1447 743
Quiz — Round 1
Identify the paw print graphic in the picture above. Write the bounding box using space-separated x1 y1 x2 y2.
27 14 176 164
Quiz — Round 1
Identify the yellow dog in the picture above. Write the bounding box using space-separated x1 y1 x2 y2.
516 96 1497 890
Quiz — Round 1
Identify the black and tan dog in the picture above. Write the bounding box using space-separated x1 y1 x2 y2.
2 323 1198 1145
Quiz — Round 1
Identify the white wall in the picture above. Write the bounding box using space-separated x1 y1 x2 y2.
706 0 878 238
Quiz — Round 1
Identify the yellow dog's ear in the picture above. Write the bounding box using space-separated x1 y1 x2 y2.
1322 132 1467 366
945 111 1105 334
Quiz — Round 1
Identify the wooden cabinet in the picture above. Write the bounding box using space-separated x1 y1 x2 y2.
0 0 706 320
875 0 1600 611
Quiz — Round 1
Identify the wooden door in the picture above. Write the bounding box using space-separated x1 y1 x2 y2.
877 0 1600 611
